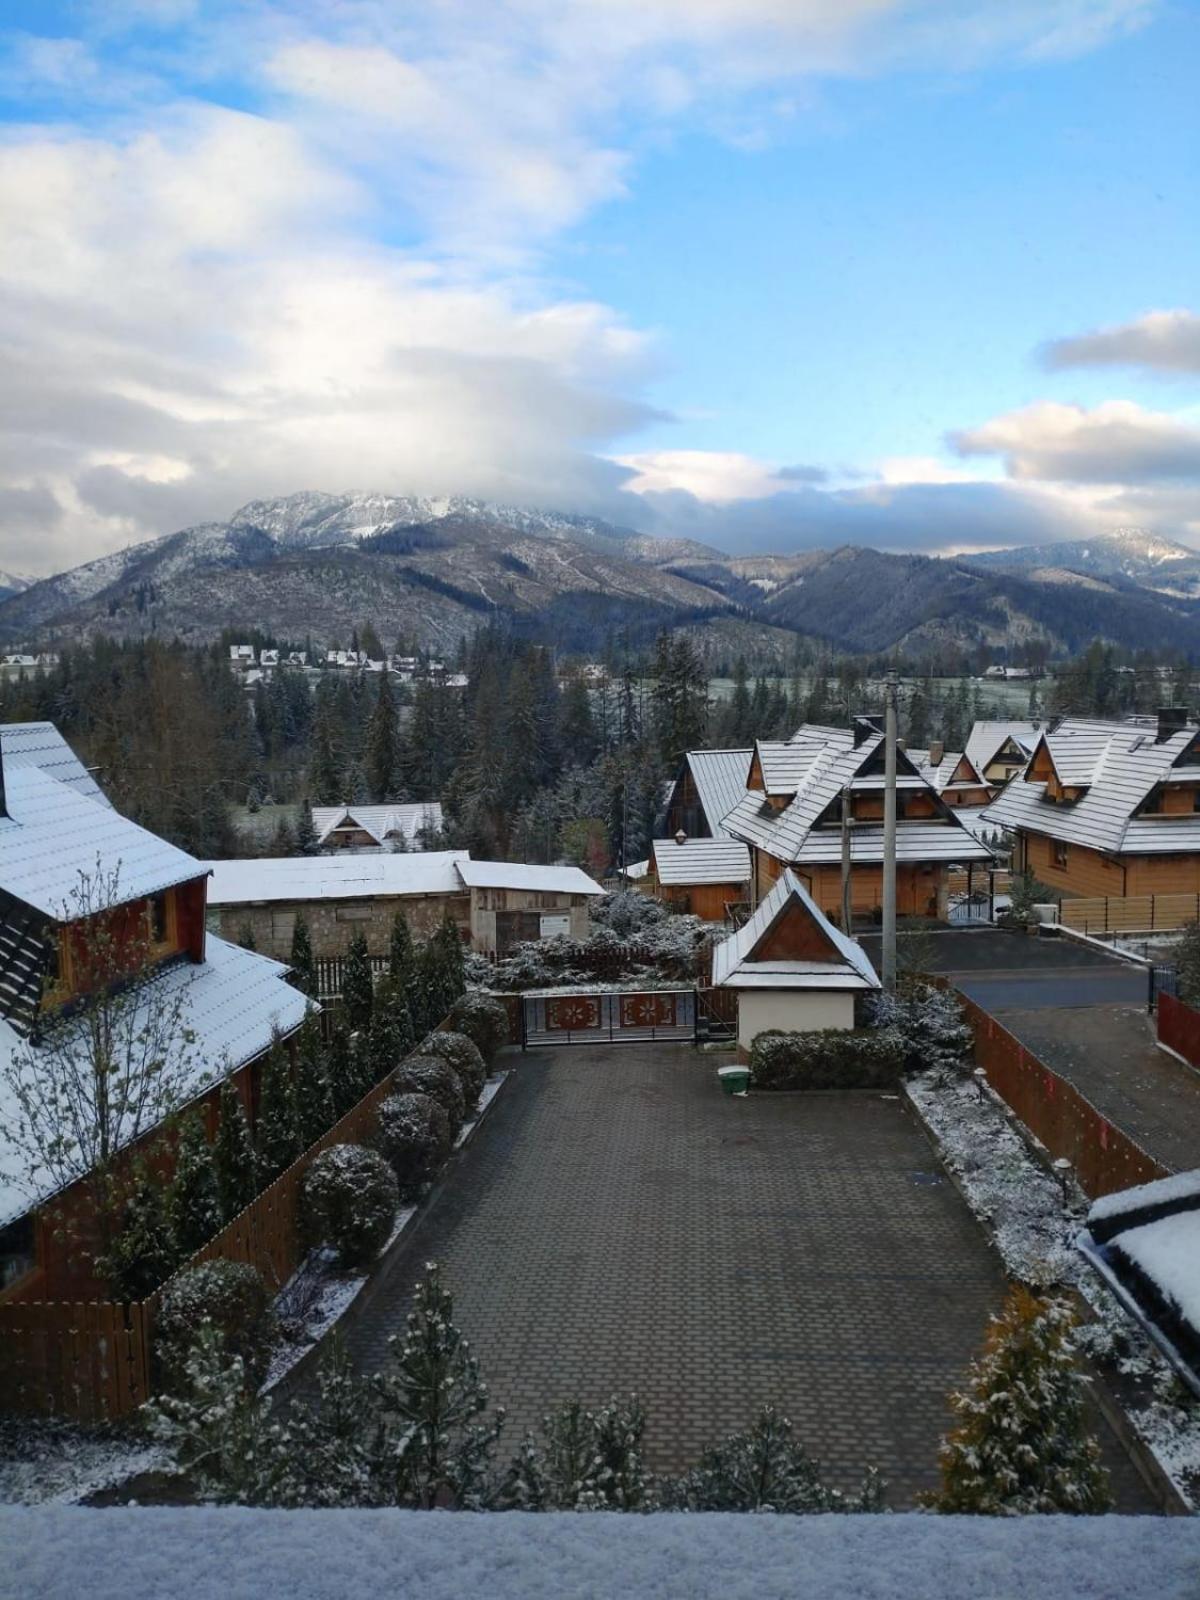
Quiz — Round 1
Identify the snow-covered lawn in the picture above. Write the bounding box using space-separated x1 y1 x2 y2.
5 1506 1199 1600
907 1070 1200 1509
0 1417 168 1507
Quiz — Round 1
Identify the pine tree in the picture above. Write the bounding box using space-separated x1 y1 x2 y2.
365 670 400 803
498 1397 651 1511
672 1405 884 1513
341 931 375 1031
215 1079 258 1221
326 1025 358 1118
388 910 415 984
308 697 343 804
373 1262 504 1508
256 1034 301 1183
294 1020 337 1147
288 914 317 997
101 1160 177 1301
272 1335 381 1507
168 1109 222 1259
294 800 321 857
927 1287 1111 1515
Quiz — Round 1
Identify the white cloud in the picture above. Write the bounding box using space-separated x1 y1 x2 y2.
1042 310 1200 376
951 400 1200 486
614 450 796 501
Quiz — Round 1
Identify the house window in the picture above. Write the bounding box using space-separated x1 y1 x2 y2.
150 892 169 943
1052 840 1069 869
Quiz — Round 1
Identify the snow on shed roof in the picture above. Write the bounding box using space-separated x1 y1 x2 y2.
0 934 309 1228
12 1500 1194 1600
455 860 605 896
206 851 469 906
1111 1211 1200 1347
712 868 879 991
684 748 752 836
0 764 203 919
651 837 751 886
1 721 108 805
312 801 444 846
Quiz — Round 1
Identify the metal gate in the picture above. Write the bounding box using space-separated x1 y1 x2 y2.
522 989 696 1047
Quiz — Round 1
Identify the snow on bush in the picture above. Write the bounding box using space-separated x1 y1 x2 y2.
589 888 668 938
301 1144 398 1267
374 1092 452 1199
447 992 510 1063
392 1054 466 1134
498 1397 652 1512
749 1028 906 1091
419 1030 487 1111
154 1260 276 1393
869 983 973 1077
482 903 713 993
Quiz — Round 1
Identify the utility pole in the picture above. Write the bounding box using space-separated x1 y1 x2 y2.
881 669 898 992
840 782 853 933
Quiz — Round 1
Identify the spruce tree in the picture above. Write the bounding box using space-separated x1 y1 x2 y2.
102 1160 177 1301
373 1262 504 1508
168 1109 222 1259
289 913 318 997
257 1034 301 1183
294 801 321 856
294 1020 337 1147
342 931 374 1032
365 669 400 802
215 1079 258 1221
927 1287 1111 1515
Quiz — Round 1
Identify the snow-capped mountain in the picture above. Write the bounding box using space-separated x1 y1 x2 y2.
0 570 31 599
968 528 1200 594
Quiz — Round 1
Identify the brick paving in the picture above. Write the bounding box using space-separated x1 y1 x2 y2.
338 1045 1155 1508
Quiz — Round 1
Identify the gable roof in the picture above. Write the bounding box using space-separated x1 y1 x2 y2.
312 801 445 847
964 720 1042 779
907 748 988 796
712 868 880 991
1 721 108 806
684 749 753 836
454 860 605 896
651 837 751 887
0 934 309 1229
0 764 204 920
982 716 1200 856
723 724 992 867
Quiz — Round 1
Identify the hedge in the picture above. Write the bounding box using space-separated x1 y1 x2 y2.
748 1027 907 1091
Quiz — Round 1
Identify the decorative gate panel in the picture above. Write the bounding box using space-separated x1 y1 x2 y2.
523 990 695 1047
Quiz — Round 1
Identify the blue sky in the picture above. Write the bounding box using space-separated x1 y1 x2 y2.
0 0 1197 575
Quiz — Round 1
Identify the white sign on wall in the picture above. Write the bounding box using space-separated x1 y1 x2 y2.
539 913 571 939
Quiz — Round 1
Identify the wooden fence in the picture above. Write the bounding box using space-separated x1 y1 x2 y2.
1057 893 1200 937
314 953 390 1001
957 991 1169 1200
1158 992 1200 1071
0 996 526 1423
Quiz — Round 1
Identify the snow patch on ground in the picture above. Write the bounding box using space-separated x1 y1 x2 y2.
0 1418 168 1507
453 1074 507 1149
907 1070 1200 1508
5 1506 1200 1600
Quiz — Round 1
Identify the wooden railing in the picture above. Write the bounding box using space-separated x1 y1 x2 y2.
1158 992 1200 1071
1058 893 1200 937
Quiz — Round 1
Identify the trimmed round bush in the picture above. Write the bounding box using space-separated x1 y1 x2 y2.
447 991 509 1064
748 1027 906 1091
392 1054 466 1134
374 1091 452 1198
155 1259 276 1391
420 1029 487 1110
301 1143 398 1266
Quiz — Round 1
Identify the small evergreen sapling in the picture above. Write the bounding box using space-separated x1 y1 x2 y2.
256 1034 302 1183
926 1286 1111 1515
374 1261 504 1508
271 1334 382 1507
168 1109 222 1259
499 1397 651 1511
214 1079 258 1221
669 1405 885 1513
341 932 375 1032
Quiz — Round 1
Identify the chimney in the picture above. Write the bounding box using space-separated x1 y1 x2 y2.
929 739 944 767
1156 706 1189 744
853 714 883 748
674 829 688 846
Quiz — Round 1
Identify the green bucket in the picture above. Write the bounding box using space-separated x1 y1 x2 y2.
718 1066 751 1096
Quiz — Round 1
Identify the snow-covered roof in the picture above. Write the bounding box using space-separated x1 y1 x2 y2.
11 1503 1193 1600
1089 1170 1200 1225
0 764 203 920
964 720 1042 778
651 837 751 886
683 748 752 835
311 801 445 847
723 724 991 867
206 851 470 906
1 721 108 805
906 749 988 796
712 868 880 991
0 934 309 1228
455 860 605 896
1111 1212 1200 1346
982 717 1200 856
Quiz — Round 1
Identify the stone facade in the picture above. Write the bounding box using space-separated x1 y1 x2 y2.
211 892 470 961
469 887 592 956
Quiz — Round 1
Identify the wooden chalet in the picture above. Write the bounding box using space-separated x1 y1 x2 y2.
982 710 1200 899
663 749 753 839
646 836 751 922
311 801 445 852
721 719 993 924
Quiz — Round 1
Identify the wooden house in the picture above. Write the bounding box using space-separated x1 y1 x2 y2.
663 749 753 839
0 722 308 1299
646 836 751 922
721 719 993 924
311 801 445 852
712 868 880 1054
982 710 1200 898
964 721 1042 787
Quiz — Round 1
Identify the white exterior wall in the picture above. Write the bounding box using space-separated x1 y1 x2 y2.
736 989 856 1052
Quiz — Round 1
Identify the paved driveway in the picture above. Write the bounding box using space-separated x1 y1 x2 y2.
335 1045 1151 1508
